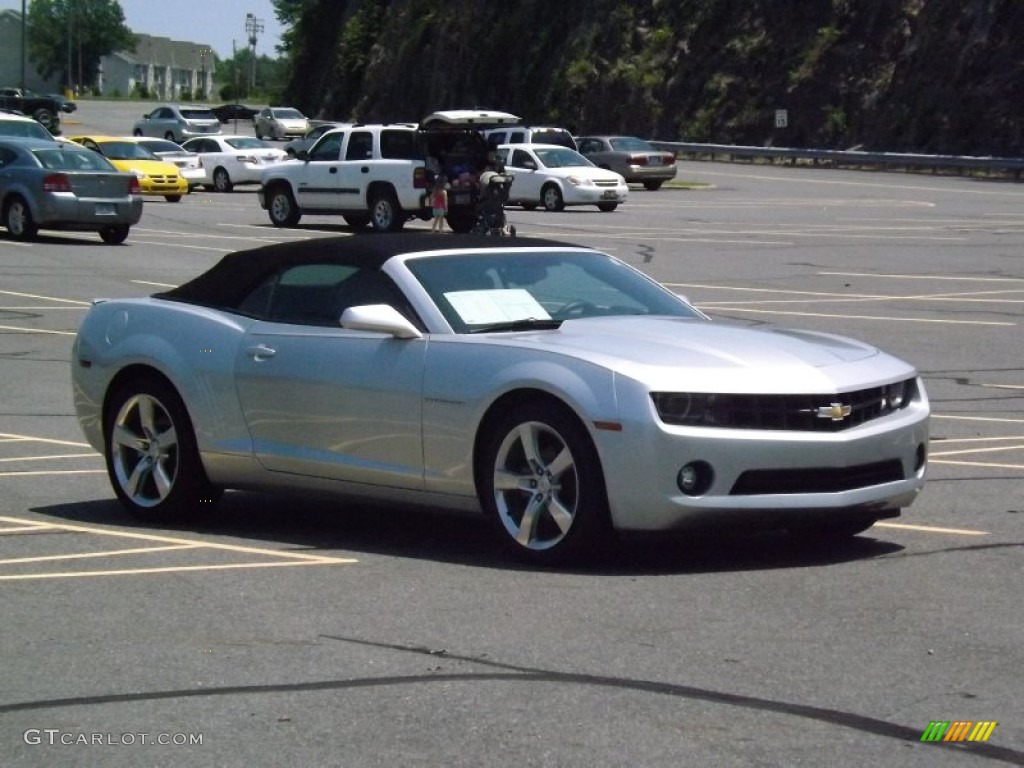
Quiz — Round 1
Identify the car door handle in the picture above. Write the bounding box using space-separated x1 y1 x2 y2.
247 344 276 361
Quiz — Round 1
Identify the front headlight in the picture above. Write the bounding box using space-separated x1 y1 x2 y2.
566 175 595 187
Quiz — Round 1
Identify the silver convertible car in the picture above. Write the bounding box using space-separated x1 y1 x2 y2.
72 235 929 563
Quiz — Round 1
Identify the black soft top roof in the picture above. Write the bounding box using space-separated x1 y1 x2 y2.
157 233 585 310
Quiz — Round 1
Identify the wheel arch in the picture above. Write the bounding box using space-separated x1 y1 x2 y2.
472 387 605 496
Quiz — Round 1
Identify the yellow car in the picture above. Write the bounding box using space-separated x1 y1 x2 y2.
69 135 189 202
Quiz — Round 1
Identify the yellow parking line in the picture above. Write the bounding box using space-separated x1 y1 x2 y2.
0 544 201 565
0 561 349 581
0 432 92 447
0 516 355 562
0 290 90 305
0 325 76 336
0 453 99 463
929 445 1024 458
933 414 1024 425
0 469 106 476
704 308 1012 326
929 458 1024 470
874 522 988 535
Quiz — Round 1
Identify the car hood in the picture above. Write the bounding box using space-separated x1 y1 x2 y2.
108 158 181 175
484 316 910 393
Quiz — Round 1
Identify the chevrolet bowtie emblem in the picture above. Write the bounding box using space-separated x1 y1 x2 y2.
816 403 852 421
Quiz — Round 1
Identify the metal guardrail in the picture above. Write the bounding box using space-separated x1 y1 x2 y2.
649 141 1024 179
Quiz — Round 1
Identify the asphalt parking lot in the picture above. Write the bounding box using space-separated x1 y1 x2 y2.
0 101 1022 767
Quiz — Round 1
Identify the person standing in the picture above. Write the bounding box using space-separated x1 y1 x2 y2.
430 175 449 232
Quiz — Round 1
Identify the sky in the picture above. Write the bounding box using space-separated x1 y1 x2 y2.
0 0 287 60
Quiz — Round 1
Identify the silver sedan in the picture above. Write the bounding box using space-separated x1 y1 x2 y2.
71 234 929 563
0 138 143 243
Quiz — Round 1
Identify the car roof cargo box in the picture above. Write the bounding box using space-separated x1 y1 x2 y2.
420 110 521 130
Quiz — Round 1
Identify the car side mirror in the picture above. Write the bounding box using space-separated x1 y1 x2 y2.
341 304 422 339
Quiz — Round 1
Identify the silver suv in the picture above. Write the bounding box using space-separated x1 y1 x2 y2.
132 105 222 143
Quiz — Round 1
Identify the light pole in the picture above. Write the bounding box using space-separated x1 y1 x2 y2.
244 13 263 97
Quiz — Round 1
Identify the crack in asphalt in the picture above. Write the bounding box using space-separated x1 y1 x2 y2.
1 634 1021 764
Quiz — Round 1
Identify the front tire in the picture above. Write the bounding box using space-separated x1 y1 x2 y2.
99 225 130 244
477 400 611 564
643 180 665 191
212 167 233 193
266 185 301 227
541 184 564 212
32 108 55 131
165 195 182 203
104 376 220 523
597 202 618 212
4 195 38 240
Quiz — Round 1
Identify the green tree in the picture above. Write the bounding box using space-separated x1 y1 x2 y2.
27 0 136 89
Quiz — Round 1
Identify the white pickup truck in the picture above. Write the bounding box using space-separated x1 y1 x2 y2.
258 110 520 233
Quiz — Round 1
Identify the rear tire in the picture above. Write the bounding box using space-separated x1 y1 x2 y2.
104 375 221 524
266 185 301 227
369 187 403 232
165 195 182 203
32 108 56 131
212 167 233 193
643 180 665 191
4 195 38 240
597 202 618 212
477 400 611 565
99 225 130 244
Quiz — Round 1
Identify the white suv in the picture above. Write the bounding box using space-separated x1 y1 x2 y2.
259 110 522 233
482 125 577 151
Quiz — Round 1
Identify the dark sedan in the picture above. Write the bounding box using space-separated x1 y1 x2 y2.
576 135 678 190
0 138 142 243
211 103 258 123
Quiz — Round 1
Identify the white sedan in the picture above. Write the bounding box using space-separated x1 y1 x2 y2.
130 137 206 188
180 135 288 192
496 143 629 212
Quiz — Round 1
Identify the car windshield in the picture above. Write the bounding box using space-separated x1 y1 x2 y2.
180 109 217 120
0 120 53 140
226 137 267 150
273 108 305 119
405 250 702 333
98 142 160 161
609 137 655 152
138 139 185 153
533 147 592 169
33 147 115 171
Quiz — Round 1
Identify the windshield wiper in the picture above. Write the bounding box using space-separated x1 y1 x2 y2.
467 318 563 334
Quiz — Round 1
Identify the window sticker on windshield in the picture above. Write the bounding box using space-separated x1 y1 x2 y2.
445 289 551 325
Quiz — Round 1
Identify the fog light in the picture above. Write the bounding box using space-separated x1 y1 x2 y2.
677 461 713 496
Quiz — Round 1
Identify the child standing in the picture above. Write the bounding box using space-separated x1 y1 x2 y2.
430 175 448 232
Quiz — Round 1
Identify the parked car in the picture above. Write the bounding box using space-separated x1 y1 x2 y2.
0 112 58 141
483 125 577 151
0 88 62 133
282 122 348 157
70 135 190 202
496 143 629 211
0 137 142 243
211 103 258 123
181 135 288 192
132 105 222 143
129 137 206 189
254 107 310 140
576 135 677 190
47 93 77 113
70 234 929 564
